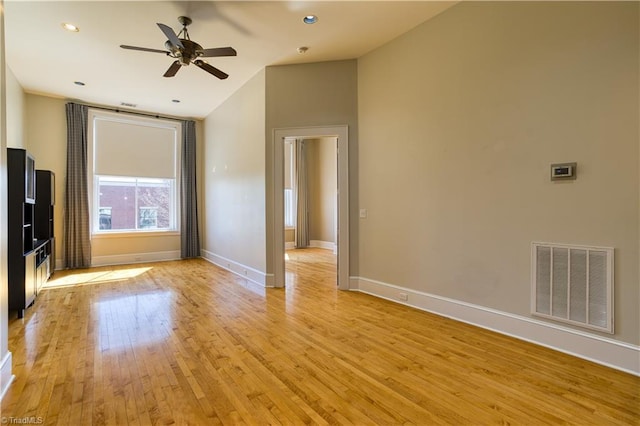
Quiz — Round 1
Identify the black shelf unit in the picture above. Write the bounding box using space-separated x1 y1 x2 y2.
7 148 37 318
35 170 55 293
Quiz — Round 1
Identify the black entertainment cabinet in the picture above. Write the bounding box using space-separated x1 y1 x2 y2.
7 148 55 318
35 170 55 293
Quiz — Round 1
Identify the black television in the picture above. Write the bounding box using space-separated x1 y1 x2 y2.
25 152 35 204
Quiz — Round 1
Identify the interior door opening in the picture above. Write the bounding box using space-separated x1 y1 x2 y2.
272 126 349 290
283 137 338 287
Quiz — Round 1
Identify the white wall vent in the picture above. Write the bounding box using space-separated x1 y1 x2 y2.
531 242 614 334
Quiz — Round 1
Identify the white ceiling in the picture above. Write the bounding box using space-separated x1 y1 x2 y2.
5 1 455 119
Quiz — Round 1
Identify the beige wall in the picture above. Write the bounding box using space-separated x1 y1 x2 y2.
24 94 65 267
0 0 10 388
284 228 294 244
265 60 358 275
307 137 337 244
203 69 266 271
5 65 24 149
358 2 639 344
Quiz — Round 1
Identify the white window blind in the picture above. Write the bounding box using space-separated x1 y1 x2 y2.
89 110 180 234
93 117 178 179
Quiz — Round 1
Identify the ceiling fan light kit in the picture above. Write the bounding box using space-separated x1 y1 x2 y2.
120 16 236 79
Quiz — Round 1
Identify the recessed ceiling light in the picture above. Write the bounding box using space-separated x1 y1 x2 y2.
62 23 79 32
74 81 85 86
303 15 318 24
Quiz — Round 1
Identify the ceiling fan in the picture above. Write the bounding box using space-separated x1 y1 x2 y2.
120 16 237 79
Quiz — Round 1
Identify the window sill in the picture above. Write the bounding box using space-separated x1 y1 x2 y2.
92 230 180 239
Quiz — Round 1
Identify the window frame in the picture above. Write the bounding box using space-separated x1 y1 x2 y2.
88 109 181 237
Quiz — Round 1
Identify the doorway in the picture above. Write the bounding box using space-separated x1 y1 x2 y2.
284 137 338 253
272 126 349 290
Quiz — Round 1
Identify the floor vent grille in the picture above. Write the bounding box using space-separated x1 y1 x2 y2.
531 242 614 333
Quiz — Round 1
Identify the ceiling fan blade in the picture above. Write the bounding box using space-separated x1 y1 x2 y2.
163 61 182 78
194 60 228 80
200 47 237 57
120 45 168 54
157 23 184 49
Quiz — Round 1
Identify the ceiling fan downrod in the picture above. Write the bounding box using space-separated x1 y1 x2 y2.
177 16 192 40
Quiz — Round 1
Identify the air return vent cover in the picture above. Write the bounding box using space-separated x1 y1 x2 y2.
531 242 614 333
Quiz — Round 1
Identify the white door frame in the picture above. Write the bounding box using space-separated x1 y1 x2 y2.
272 126 349 289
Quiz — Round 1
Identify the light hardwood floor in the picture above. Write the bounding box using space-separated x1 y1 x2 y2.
2 248 639 425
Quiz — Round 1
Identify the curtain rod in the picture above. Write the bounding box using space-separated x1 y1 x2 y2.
68 101 194 123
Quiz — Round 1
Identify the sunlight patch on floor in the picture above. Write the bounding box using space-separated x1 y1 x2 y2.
45 267 153 288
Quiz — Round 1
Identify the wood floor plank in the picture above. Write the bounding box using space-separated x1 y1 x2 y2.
2 249 638 425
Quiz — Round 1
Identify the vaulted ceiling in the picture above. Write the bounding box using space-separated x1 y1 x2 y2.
5 1 455 118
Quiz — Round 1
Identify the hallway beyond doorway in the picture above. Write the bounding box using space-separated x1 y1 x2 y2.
285 247 337 289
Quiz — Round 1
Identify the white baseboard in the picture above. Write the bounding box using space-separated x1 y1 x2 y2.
355 276 640 376
265 273 275 288
310 240 336 252
349 276 360 291
285 241 336 251
0 351 14 402
91 250 181 267
201 250 270 288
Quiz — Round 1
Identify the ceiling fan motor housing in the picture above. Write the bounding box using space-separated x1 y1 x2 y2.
164 39 204 65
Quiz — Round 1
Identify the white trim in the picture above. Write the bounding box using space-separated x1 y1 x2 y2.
356 276 640 376
201 249 270 288
310 240 336 251
91 230 180 239
91 250 180 267
349 276 360 291
284 241 335 251
0 351 14 402
265 273 275 288
272 126 349 290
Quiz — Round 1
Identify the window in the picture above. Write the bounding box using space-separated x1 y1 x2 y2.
284 189 294 228
284 138 296 228
97 177 173 231
89 110 180 234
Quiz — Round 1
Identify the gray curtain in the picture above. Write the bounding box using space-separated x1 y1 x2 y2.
295 139 310 248
180 120 200 258
64 103 92 268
